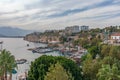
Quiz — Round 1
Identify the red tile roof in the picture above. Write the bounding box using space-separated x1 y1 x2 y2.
111 33 120 36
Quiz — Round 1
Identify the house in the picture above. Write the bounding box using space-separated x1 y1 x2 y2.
111 33 120 43
65 26 73 34
117 26 120 29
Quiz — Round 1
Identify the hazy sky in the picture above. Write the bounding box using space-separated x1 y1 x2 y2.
0 0 120 31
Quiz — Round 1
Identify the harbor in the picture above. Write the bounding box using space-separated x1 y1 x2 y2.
0 38 62 80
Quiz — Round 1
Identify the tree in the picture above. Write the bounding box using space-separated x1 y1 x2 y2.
59 36 67 43
7 55 17 80
97 64 120 80
0 49 17 80
0 66 4 80
109 46 120 59
100 45 111 57
90 38 101 46
28 55 82 80
74 38 89 48
44 62 74 80
82 54 101 80
88 46 100 59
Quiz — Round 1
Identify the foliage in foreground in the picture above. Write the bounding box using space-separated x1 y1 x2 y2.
44 62 74 80
97 64 120 80
0 49 17 80
28 55 82 80
82 45 120 80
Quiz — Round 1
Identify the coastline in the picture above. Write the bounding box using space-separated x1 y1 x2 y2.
0 37 62 80
0 36 24 38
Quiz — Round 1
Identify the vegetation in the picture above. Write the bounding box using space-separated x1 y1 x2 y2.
44 62 74 80
0 49 17 80
27 26 120 80
28 44 120 80
97 64 120 80
28 55 82 80
81 45 120 80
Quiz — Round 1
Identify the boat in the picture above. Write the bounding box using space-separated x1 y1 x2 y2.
27 44 29 47
12 69 17 74
32 47 53 53
16 59 27 64
0 41 3 44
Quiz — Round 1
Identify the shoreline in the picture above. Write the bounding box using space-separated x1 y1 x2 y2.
0 36 24 38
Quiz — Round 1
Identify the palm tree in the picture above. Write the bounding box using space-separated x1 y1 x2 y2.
0 49 17 80
0 66 4 80
7 55 17 80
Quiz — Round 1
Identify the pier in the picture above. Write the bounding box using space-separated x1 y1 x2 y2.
30 47 54 53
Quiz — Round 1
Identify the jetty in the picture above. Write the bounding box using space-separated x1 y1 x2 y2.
29 47 54 53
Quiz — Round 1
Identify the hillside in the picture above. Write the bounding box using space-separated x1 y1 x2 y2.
0 27 32 37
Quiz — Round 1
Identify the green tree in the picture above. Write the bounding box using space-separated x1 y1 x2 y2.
82 54 101 80
44 62 74 80
109 46 120 59
90 38 100 46
88 46 100 59
100 45 111 57
28 55 82 80
79 38 89 48
97 64 120 80
60 36 67 43
0 66 4 80
0 49 17 80
8 55 17 80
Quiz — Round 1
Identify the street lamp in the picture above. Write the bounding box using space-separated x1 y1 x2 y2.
0 41 3 51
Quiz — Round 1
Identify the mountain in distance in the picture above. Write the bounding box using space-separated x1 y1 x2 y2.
0 26 32 37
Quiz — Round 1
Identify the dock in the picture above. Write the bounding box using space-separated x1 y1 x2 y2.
29 47 54 53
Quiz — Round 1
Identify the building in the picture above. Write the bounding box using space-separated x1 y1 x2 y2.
65 25 89 33
117 26 120 29
65 27 73 34
111 33 120 43
80 25 89 31
72 25 80 33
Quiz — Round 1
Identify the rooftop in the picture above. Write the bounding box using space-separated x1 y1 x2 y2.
111 33 120 36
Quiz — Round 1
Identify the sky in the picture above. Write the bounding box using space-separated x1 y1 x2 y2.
0 0 120 31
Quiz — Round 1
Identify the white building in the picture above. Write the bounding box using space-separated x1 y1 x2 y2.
111 33 120 43
117 26 120 29
65 25 89 33
72 25 80 33
80 25 89 31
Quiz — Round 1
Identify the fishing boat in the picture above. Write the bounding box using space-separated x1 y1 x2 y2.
16 59 27 64
0 41 3 44
32 47 53 53
27 44 29 47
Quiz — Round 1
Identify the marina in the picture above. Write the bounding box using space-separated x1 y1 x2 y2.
0 38 62 80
